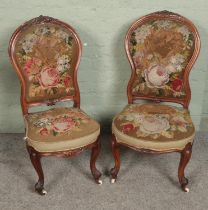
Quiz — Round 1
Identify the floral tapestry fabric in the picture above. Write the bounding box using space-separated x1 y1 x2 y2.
24 107 100 142
15 24 76 102
113 104 195 142
129 20 195 98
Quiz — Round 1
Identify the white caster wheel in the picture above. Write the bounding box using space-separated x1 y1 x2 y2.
184 187 189 193
98 180 102 185
111 178 116 184
36 188 47 195
42 189 47 195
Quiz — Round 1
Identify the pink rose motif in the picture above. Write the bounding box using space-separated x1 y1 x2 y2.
24 59 33 75
39 67 60 88
39 128 49 136
170 115 188 132
133 51 145 67
145 65 169 88
52 117 76 133
170 116 186 126
24 58 42 76
140 116 170 134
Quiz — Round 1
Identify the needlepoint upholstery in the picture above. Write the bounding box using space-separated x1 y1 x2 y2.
112 104 195 151
129 19 195 99
25 107 100 152
13 23 78 103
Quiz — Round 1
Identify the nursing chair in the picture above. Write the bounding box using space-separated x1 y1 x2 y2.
110 11 200 192
9 16 102 195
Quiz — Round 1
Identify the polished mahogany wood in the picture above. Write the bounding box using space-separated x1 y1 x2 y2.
26 140 102 194
110 134 120 182
90 138 102 184
25 140 102 195
111 10 200 192
178 142 192 192
9 16 101 195
27 145 46 195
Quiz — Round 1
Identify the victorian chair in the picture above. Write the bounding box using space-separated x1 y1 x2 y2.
110 11 200 192
9 16 102 195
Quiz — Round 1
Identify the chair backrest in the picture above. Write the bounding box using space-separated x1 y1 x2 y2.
125 11 200 108
9 16 82 114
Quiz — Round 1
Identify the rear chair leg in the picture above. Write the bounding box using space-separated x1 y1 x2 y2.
90 139 102 185
178 143 192 192
27 145 47 195
110 134 120 183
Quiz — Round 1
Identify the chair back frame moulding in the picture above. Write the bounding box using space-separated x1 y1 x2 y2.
8 15 82 115
125 10 200 108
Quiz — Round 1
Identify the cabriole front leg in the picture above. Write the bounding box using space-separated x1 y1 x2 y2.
90 139 102 185
110 134 120 183
27 145 47 195
178 142 192 192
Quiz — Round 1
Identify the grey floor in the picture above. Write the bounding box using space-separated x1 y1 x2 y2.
0 133 208 210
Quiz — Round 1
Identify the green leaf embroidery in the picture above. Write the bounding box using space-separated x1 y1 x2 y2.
53 130 58 136
67 37 73 46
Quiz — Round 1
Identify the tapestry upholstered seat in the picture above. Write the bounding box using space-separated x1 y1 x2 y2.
112 104 194 151
25 107 100 152
110 11 200 192
9 16 102 195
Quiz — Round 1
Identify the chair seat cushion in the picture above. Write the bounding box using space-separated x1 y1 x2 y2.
112 104 195 151
24 107 100 152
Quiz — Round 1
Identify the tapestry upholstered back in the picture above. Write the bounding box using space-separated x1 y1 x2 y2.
9 16 82 113
125 11 200 108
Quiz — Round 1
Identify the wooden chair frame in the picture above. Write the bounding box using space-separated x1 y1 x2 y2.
9 16 102 195
110 11 200 192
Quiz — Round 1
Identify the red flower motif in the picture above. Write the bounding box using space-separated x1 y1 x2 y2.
24 58 41 75
24 59 33 75
122 123 135 133
64 75 71 87
172 78 183 91
39 67 60 88
39 128 49 136
52 117 76 133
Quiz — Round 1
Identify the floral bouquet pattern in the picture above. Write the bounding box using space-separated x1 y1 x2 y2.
130 20 194 98
26 108 90 137
15 25 75 102
114 104 194 141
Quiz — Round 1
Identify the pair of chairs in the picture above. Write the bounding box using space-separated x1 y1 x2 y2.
8 10 200 195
